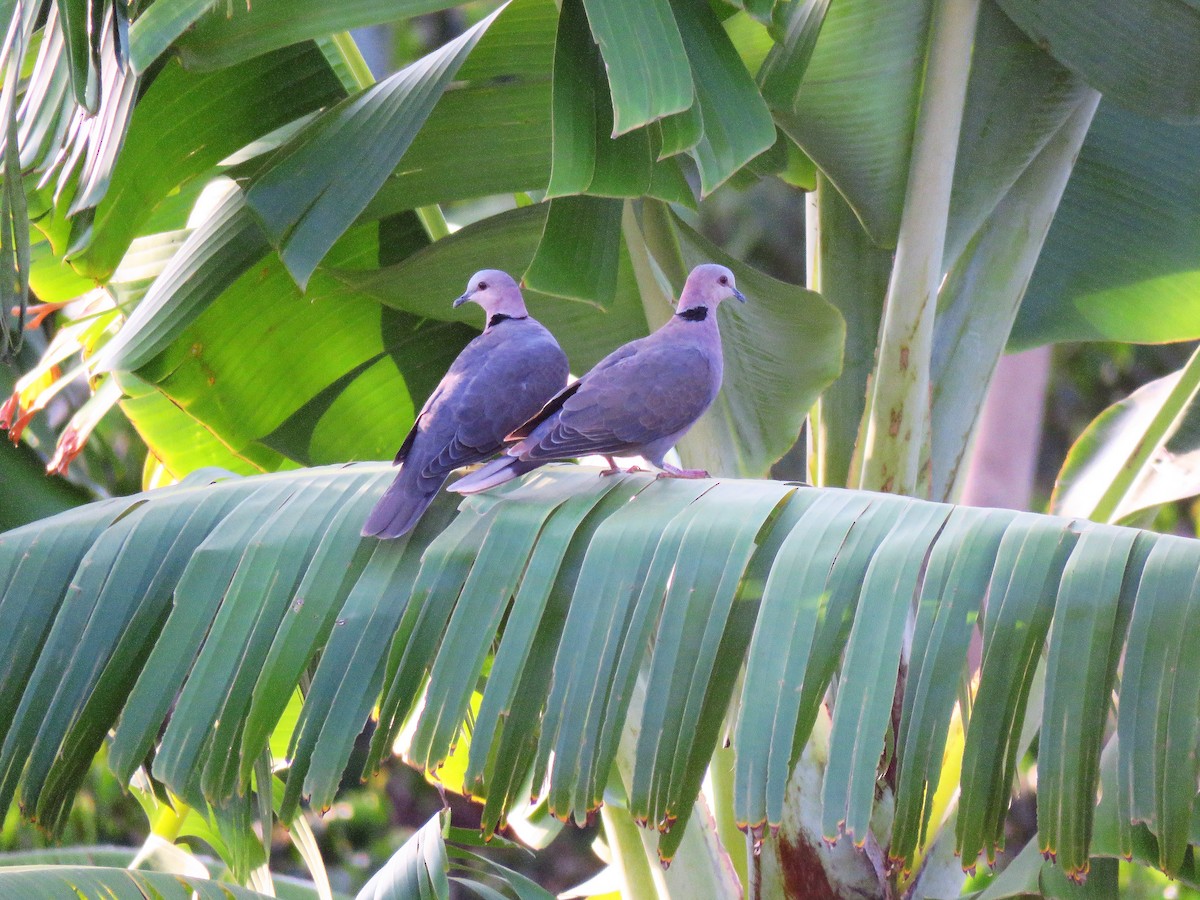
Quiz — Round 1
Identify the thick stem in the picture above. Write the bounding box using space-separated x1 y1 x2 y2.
853 0 980 496
806 187 822 487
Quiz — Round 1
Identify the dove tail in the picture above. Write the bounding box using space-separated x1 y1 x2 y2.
447 455 532 494
361 470 443 539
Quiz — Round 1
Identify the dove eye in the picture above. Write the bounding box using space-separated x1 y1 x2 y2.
718 275 728 285
478 281 488 291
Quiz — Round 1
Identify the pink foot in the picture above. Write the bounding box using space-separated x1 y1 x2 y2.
657 463 709 479
600 458 644 476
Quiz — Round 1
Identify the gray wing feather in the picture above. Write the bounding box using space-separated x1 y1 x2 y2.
363 319 567 537
516 342 715 461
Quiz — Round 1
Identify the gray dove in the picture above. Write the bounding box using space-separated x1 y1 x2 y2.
449 263 745 495
362 270 569 538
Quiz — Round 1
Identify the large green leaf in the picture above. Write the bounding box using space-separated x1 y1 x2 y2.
1012 100 1200 347
93 182 271 373
523 195 624 306
362 0 558 212
670 0 776 196
996 0 1200 122
757 0 830 111
123 221 470 470
5 465 1200 878
943 1 1093 268
100 0 560 374
544 0 693 202
931 91 1100 502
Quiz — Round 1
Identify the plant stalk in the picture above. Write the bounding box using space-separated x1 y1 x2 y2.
852 0 980 496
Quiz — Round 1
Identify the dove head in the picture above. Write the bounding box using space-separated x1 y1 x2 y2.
676 264 746 314
453 269 528 319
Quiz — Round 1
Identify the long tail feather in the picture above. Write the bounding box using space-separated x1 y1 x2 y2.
447 455 532 494
361 472 443 538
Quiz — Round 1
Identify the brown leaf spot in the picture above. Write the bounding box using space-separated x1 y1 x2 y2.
778 831 846 900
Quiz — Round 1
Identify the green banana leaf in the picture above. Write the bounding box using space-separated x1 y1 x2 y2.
3 465 1200 880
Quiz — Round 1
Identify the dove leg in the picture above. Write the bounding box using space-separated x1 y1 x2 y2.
599 456 645 476
600 456 622 476
657 462 709 479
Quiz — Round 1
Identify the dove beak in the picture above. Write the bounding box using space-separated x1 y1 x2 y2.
732 287 747 303
452 292 471 308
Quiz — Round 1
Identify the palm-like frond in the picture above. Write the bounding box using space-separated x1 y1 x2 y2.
3 464 1199 880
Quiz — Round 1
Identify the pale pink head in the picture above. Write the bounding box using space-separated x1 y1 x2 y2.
676 263 747 313
453 269 529 320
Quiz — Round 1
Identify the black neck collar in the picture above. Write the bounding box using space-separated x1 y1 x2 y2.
675 306 708 322
488 313 528 328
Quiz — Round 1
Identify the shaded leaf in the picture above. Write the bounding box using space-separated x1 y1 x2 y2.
175 0 465 71
996 0 1200 122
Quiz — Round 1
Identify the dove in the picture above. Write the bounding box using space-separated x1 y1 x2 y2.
362 270 569 538
449 263 745 495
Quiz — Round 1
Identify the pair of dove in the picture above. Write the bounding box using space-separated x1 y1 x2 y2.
361 263 746 539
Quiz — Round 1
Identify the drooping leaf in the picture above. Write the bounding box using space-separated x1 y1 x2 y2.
4 465 1200 875
579 0 693 136
523 195 623 307
891 508 1010 867
244 5 506 287
0 865 285 899
545 0 692 202
670 0 776 196
821 501 951 844
757 0 831 111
